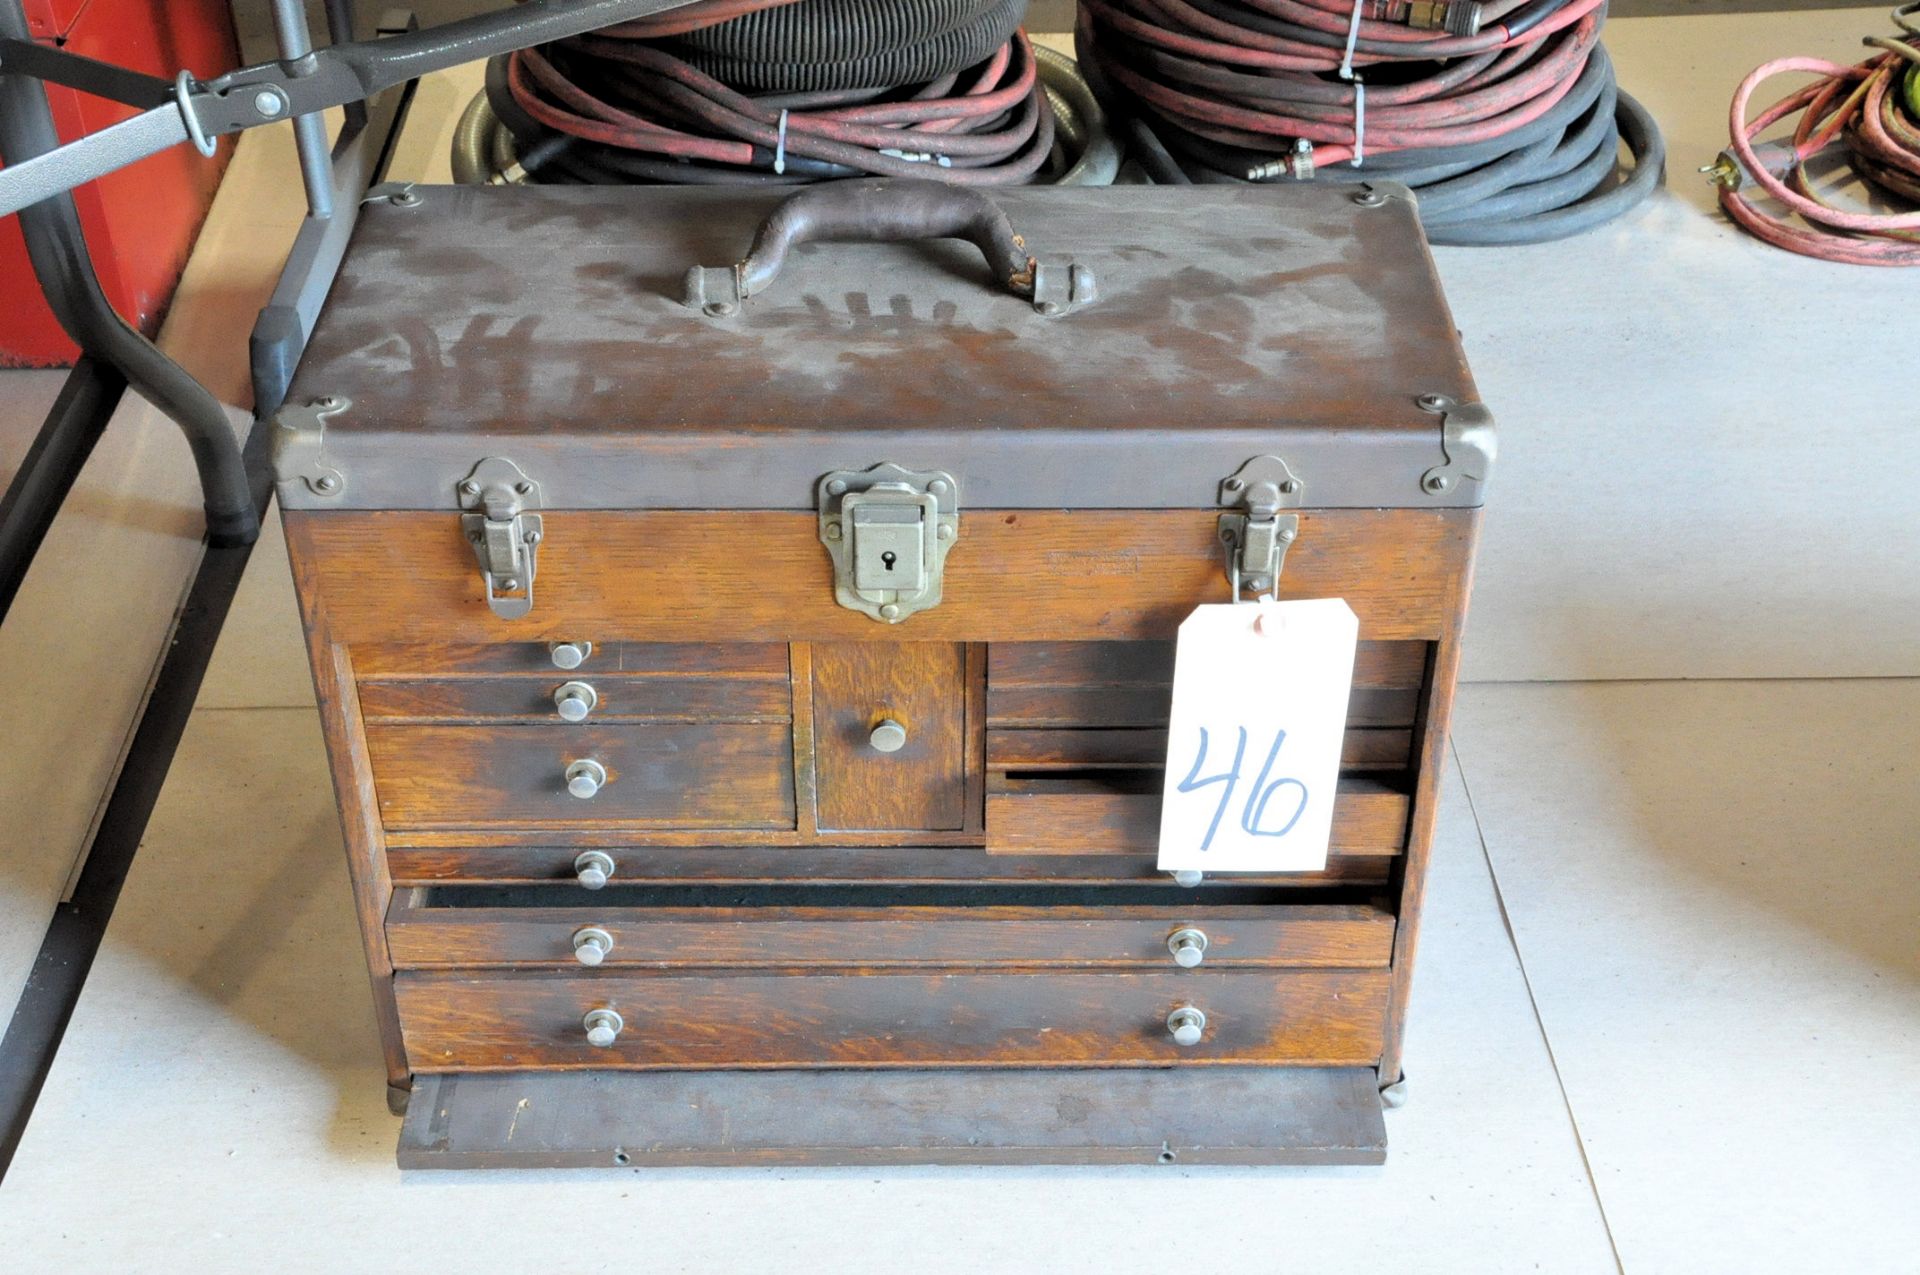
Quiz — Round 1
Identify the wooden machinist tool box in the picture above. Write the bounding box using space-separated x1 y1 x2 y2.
272 178 1494 1168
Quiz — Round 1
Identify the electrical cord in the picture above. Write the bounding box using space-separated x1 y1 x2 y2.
450 0 1115 186
1076 0 1664 243
1704 6 1920 266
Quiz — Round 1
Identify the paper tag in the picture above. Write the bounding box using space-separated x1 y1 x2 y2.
1156 598 1360 874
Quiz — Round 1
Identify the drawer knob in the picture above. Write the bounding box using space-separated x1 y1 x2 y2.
573 850 616 889
583 1007 624 1048
868 718 908 753
566 758 607 799
572 926 614 966
1166 1006 1208 1047
1171 870 1203 888
1167 928 1209 968
549 641 593 670
553 680 598 722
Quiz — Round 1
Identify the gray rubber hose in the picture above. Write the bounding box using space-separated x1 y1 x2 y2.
1034 44 1119 187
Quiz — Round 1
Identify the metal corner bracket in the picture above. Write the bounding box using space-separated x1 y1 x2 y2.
1217 455 1303 600
1415 394 1497 498
457 458 543 620
270 394 350 498
817 463 959 623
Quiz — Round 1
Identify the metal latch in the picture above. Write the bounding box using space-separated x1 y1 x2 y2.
818 463 959 623
1217 455 1303 600
457 458 542 620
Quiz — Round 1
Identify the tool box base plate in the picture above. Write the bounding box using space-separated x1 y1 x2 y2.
397 1066 1388 1169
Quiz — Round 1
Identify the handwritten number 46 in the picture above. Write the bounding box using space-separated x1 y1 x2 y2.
1175 727 1309 852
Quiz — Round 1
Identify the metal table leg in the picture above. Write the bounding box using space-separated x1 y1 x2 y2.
251 7 418 416
0 359 126 627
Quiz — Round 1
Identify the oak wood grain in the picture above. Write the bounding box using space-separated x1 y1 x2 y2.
986 684 1419 729
395 968 1391 1070
963 642 988 834
986 727 1414 772
282 508 1471 645
985 776 1410 856
1379 510 1481 1085
382 843 1394 887
291 610 412 1090
355 675 791 723
788 643 820 837
987 639 1428 690
365 721 796 830
384 900 1396 970
353 641 789 679
810 643 968 832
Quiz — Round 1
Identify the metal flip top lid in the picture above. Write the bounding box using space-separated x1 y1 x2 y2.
275 180 1492 512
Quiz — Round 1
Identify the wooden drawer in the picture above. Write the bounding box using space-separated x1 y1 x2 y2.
382 842 1398 888
384 886 1396 970
356 676 791 724
353 642 790 679
806 642 969 832
983 638 1422 857
366 722 797 830
354 641 790 724
986 639 1427 729
984 775 1411 856
394 967 1391 1070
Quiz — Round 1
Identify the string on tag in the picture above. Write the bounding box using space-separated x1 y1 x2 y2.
773 109 789 175
1338 0 1366 167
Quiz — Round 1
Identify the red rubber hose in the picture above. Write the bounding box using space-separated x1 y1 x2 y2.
1080 0 1612 170
507 28 1055 182
1714 39 1920 266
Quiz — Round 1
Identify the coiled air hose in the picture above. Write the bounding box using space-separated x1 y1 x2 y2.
1705 6 1920 266
1076 0 1665 244
658 0 1025 92
450 0 1116 186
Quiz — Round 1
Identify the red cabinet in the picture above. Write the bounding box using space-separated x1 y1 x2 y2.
0 0 239 366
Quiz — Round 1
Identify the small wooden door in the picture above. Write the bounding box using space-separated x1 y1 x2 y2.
809 643 968 832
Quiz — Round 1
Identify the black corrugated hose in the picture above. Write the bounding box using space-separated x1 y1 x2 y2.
451 0 1118 186
669 0 1024 91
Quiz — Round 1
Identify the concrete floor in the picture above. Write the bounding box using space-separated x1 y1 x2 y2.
0 7 1916 1272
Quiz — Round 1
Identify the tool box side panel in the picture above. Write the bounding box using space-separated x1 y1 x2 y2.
287 571 412 1098
1377 518 1480 1086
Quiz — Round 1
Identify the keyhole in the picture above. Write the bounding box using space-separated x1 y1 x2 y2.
881 550 897 571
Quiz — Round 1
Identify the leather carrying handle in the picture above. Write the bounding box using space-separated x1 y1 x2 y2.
684 179 1095 316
